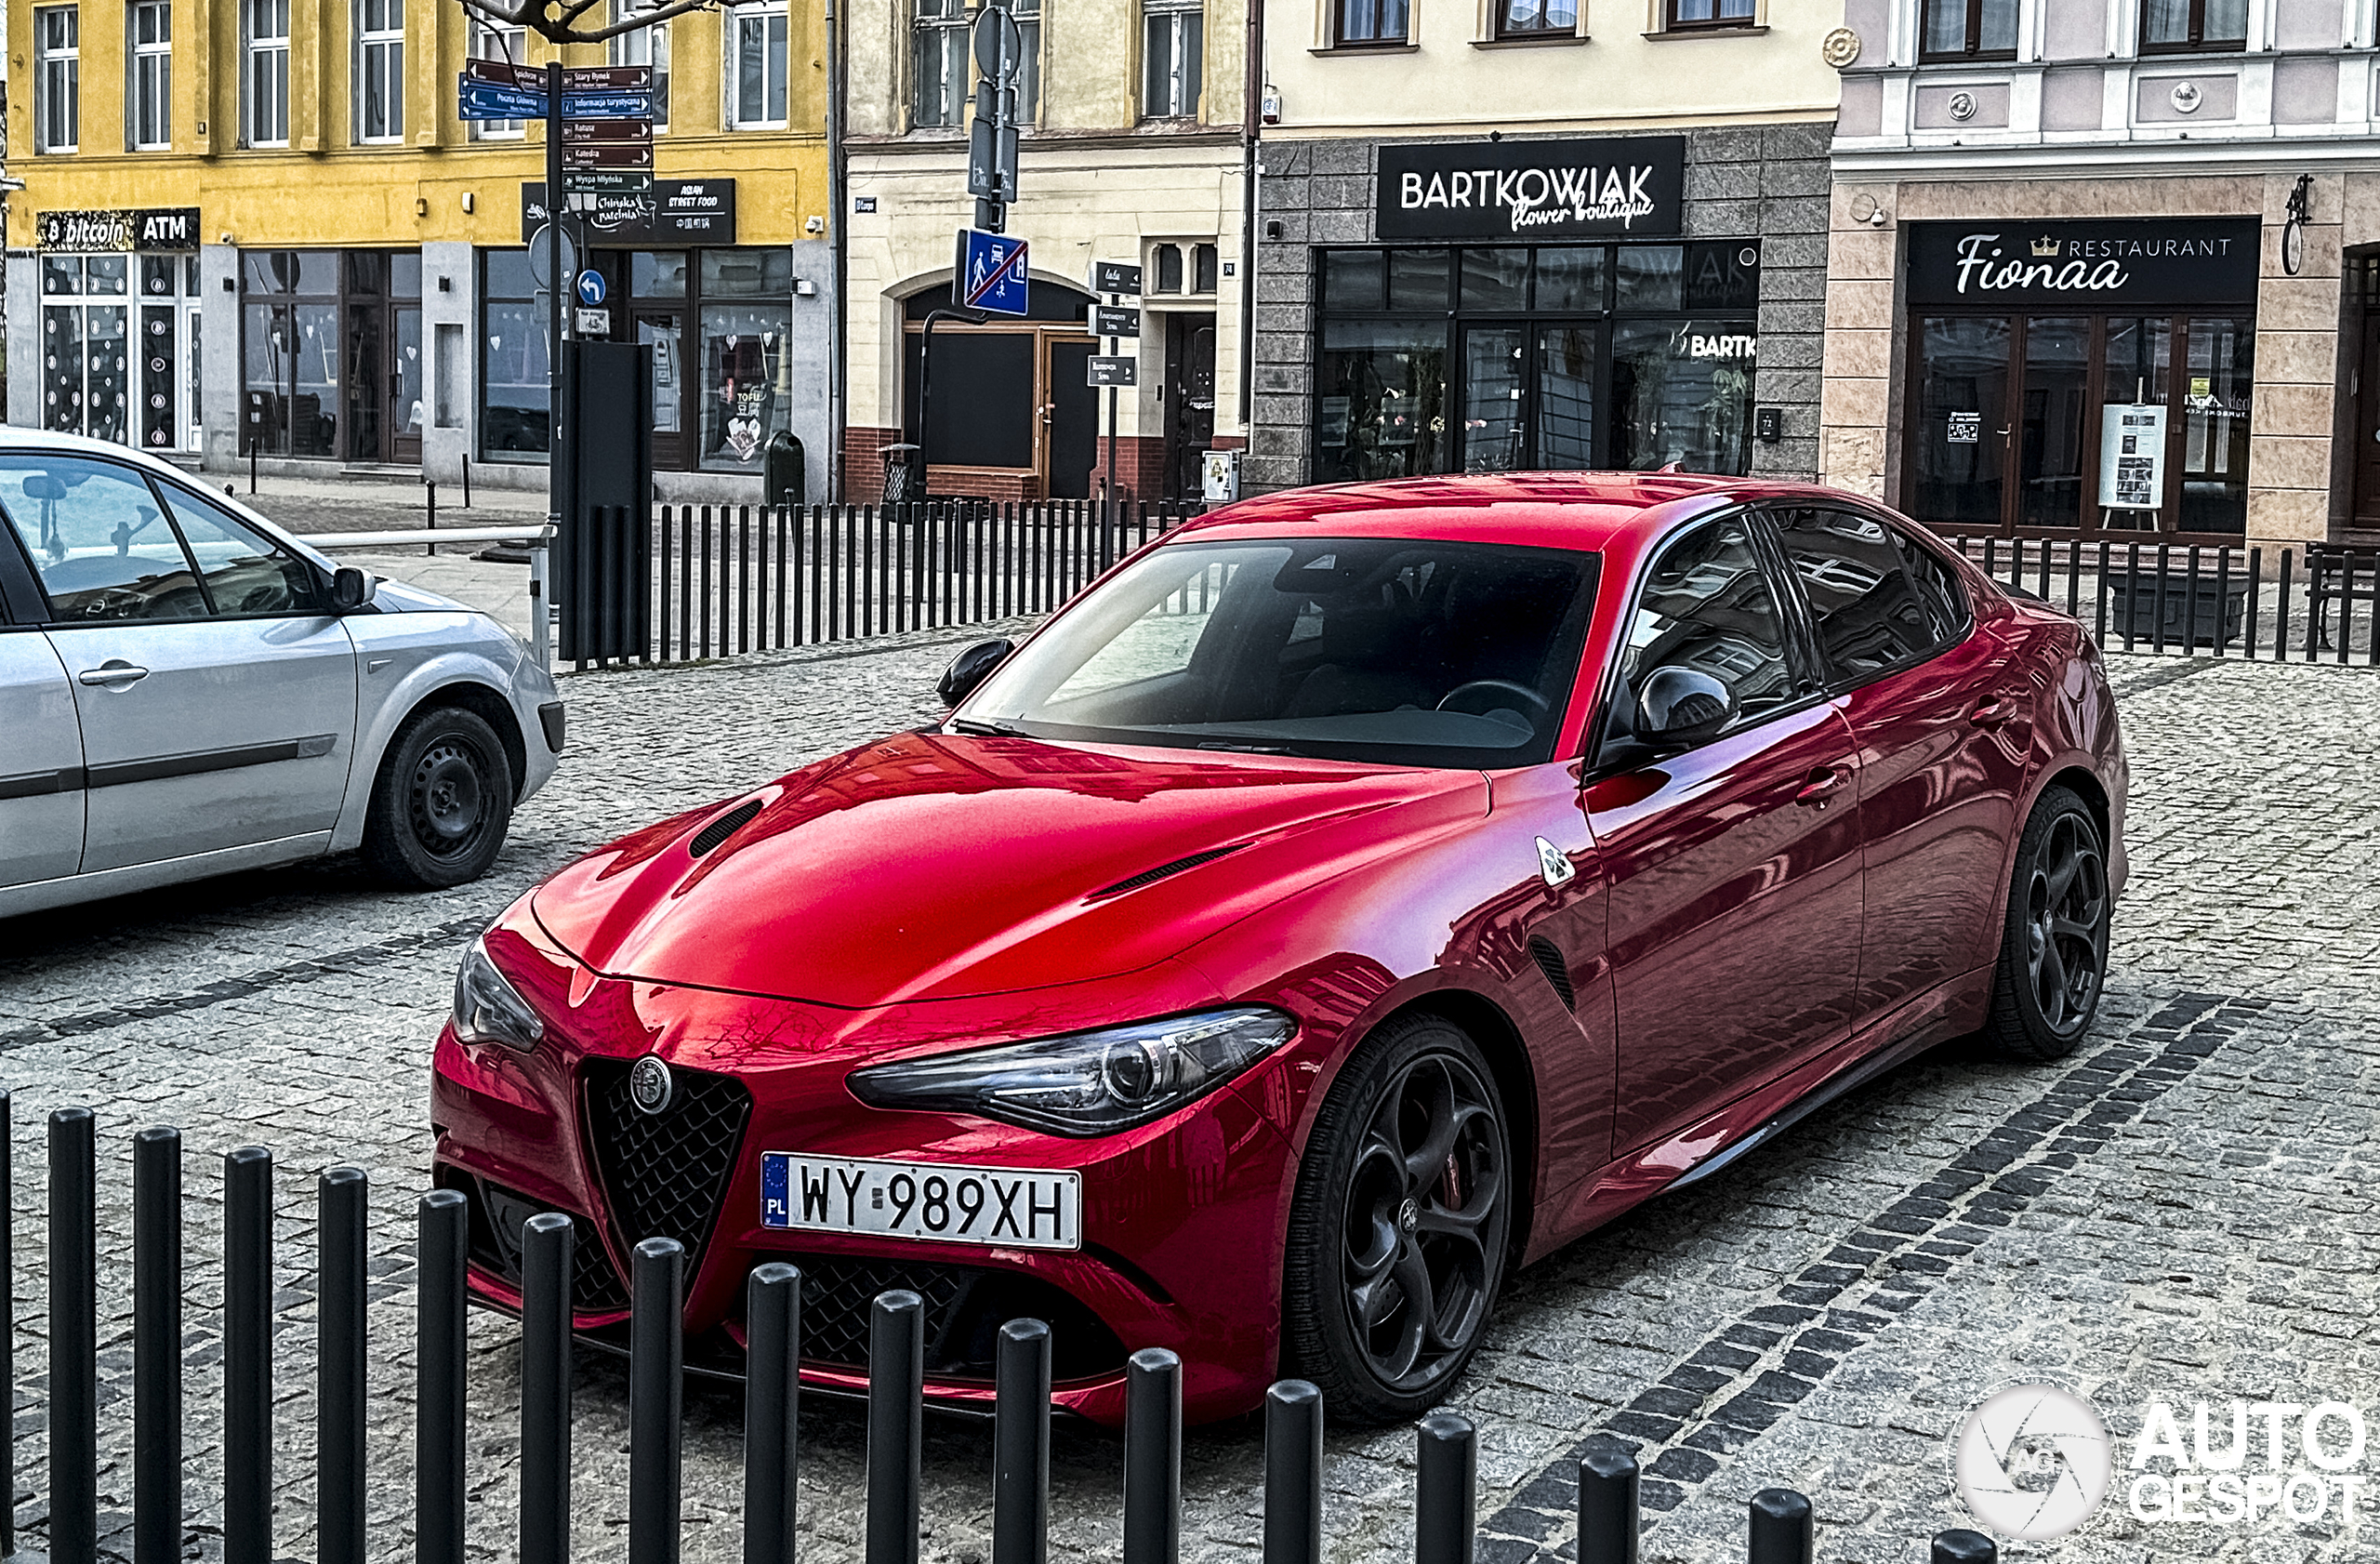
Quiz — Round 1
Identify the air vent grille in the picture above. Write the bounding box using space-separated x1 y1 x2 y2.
1527 935 1577 1011
688 799 764 858
1090 843 1246 900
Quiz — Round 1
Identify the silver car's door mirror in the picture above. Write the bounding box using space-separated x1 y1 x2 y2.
328 566 374 613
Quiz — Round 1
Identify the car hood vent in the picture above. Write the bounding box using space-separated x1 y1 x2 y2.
1090 843 1247 900
688 798 764 858
1527 935 1577 1011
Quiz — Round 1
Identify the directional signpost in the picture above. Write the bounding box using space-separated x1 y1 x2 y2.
1090 260 1142 510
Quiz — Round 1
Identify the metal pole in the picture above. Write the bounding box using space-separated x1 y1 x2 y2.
546 60 568 656
426 480 438 555
745 1264 802 1564
50 1107 97 1564
134 1126 183 1564
1104 290 1120 515
225 1146 274 1564
417 1190 469 1564
1415 1412 1474 1564
1577 1436 1638 1564
1261 1381 1322 1564
629 1239 684 1564
1746 1489 1812 1564
520 1212 575 1564
1122 1348 1182 1564
992 1319 1051 1564
531 529 553 669
866 1290 924 1564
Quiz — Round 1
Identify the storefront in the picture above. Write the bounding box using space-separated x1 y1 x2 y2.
27 207 203 456
239 248 424 465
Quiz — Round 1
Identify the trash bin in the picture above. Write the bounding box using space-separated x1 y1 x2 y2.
879 443 922 505
763 431 805 510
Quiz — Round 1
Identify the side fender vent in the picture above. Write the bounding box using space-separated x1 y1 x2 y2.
1090 843 1246 900
1527 934 1577 1012
688 798 764 858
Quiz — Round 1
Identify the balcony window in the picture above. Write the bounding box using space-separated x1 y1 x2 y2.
912 0 967 127
244 0 289 146
128 0 170 149
2140 0 2247 52
355 0 404 143
729 0 788 128
1144 0 1203 117
35 7 80 154
1012 0 1042 123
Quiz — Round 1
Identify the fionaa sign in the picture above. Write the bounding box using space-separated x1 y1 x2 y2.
1377 137 1686 241
1907 218 2261 307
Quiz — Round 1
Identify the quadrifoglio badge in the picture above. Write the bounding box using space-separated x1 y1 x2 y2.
1955 1385 2372 1540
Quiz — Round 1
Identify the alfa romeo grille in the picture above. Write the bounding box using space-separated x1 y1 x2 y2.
584 1060 753 1270
763 1253 1128 1383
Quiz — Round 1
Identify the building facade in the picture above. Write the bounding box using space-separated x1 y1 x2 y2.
5 0 834 499
1827 0 2380 548
841 0 1249 503
1244 0 1846 494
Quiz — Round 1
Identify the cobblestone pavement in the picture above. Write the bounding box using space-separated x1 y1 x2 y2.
0 636 2374 1563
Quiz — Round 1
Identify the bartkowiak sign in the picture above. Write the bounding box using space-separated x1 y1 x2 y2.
37 207 201 253
1907 218 2262 308
1377 137 1685 240
522 179 735 245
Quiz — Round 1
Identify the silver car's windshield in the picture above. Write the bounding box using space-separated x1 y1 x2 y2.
958 537 1600 767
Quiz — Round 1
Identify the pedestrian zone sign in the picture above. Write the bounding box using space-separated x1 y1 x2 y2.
956 229 1029 318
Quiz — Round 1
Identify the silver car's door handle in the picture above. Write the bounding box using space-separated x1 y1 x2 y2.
77 662 151 687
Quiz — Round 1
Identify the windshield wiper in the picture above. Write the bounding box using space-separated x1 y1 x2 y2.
949 718 1028 737
1196 740 1292 754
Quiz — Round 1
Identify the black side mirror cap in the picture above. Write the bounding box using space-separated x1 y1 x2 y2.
328 566 372 612
938 637 1015 706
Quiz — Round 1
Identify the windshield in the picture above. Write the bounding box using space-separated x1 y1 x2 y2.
958 536 1600 767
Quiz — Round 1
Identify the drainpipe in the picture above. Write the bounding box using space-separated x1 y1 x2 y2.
1238 0 1263 478
825 0 849 500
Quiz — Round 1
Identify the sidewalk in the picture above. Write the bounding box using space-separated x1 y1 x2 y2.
216 467 549 540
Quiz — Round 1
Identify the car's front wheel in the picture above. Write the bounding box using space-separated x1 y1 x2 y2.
362 706 515 889
1982 784 2110 1061
1282 1014 1512 1424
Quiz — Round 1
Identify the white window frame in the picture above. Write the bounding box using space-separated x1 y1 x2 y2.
911 0 968 129
244 0 290 147
355 0 405 145
469 20 527 139
1012 0 1043 124
128 0 170 150
727 0 790 128
1144 0 1204 119
610 0 671 129
34 7 81 155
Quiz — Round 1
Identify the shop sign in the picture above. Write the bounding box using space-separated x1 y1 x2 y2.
1376 137 1686 241
1908 219 2260 308
522 180 736 245
37 207 201 254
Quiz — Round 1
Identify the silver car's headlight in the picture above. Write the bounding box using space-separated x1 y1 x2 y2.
452 937 544 1053
848 1007 1295 1137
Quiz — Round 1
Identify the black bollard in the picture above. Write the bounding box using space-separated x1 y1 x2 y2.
992 1319 1051 1564
745 1264 802 1564
0 1090 11 1562
49 1107 97 1564
134 1127 183 1564
426 482 439 555
1262 1381 1323 1564
417 1190 469 1564
520 1213 575 1564
1747 1489 1813 1564
1577 1436 1639 1564
225 1146 274 1564
1933 1531 1997 1563
319 1166 368 1564
866 1290 924 1564
1416 1412 1475 1564
629 1238 685 1564
1123 1348 1183 1564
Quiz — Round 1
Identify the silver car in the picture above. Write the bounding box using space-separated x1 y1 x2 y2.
0 431 561 917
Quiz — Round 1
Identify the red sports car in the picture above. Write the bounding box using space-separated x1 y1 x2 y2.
431 473 2124 1425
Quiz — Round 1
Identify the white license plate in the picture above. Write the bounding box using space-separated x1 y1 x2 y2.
759 1152 1082 1252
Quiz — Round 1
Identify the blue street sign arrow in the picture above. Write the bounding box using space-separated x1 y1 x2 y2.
458 79 547 120
560 91 653 118
958 229 1029 318
575 270 608 306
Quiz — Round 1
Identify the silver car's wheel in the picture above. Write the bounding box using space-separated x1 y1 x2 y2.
363 707 514 890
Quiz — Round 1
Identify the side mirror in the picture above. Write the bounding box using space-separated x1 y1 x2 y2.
937 637 1014 706
1635 666 1735 749
328 566 374 612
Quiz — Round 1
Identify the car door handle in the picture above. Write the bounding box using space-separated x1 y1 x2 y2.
77 661 150 687
1969 696 2016 729
1795 765 1849 807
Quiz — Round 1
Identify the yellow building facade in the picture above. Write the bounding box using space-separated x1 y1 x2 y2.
6 0 835 497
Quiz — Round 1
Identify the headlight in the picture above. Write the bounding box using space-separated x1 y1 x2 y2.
848 1007 1295 1137
452 937 544 1052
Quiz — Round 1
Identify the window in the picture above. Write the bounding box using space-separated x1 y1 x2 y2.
41 257 128 443
1767 509 1943 681
1665 0 1753 28
242 251 341 458
1195 244 1219 293
356 0 404 142
480 250 550 461
1144 0 1203 117
698 250 794 470
34 7 80 154
128 0 170 149
469 20 526 139
912 0 967 127
729 0 788 127
1012 0 1042 122
610 0 671 128
2140 0 2247 51
1497 0 1578 35
1335 0 1408 46
0 455 208 622
1155 244 1184 293
154 484 324 616
1919 0 2016 59
244 0 289 146
1601 517 1793 755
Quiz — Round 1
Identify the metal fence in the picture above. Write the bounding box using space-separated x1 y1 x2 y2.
6 1096 2016 1564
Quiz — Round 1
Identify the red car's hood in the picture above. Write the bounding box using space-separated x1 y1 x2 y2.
531 731 1486 1006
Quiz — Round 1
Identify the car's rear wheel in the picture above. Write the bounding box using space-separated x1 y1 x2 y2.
1282 1014 1512 1424
1982 784 2109 1061
362 706 515 889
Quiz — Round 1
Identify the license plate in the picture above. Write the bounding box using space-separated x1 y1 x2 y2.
759 1152 1082 1252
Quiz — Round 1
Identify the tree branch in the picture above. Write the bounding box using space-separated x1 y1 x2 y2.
448 0 759 46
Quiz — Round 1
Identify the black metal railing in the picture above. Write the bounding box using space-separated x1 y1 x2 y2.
1942 537 2380 665
6 1095 2010 1564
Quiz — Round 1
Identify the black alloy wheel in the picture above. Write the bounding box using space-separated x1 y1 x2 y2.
1984 784 2110 1060
1284 1014 1512 1423
363 706 515 890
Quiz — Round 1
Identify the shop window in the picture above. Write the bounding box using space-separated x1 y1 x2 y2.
1610 319 1754 474
241 252 340 458
634 250 690 297
469 20 527 139
730 0 789 128
1535 247 1605 311
611 0 670 129
480 249 550 462
1195 244 1219 292
433 323 463 429
1335 0 1408 46
128 0 170 150
1919 0 2016 60
1461 249 1529 311
355 0 404 143
1497 0 1578 36
1316 320 1448 480
34 7 80 154
244 0 289 147
1616 247 1683 311
912 0 967 128
40 257 128 443
2140 0 2247 52
698 250 793 471
1144 0 1203 118
1013 0 1043 122
1665 0 1753 29
1155 245 1184 293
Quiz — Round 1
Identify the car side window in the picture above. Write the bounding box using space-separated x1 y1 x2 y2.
1888 527 1973 646
1767 507 1941 683
0 455 210 623
1605 516 1794 750
154 484 325 617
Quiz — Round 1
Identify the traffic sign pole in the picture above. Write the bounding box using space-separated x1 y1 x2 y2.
546 58 569 622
